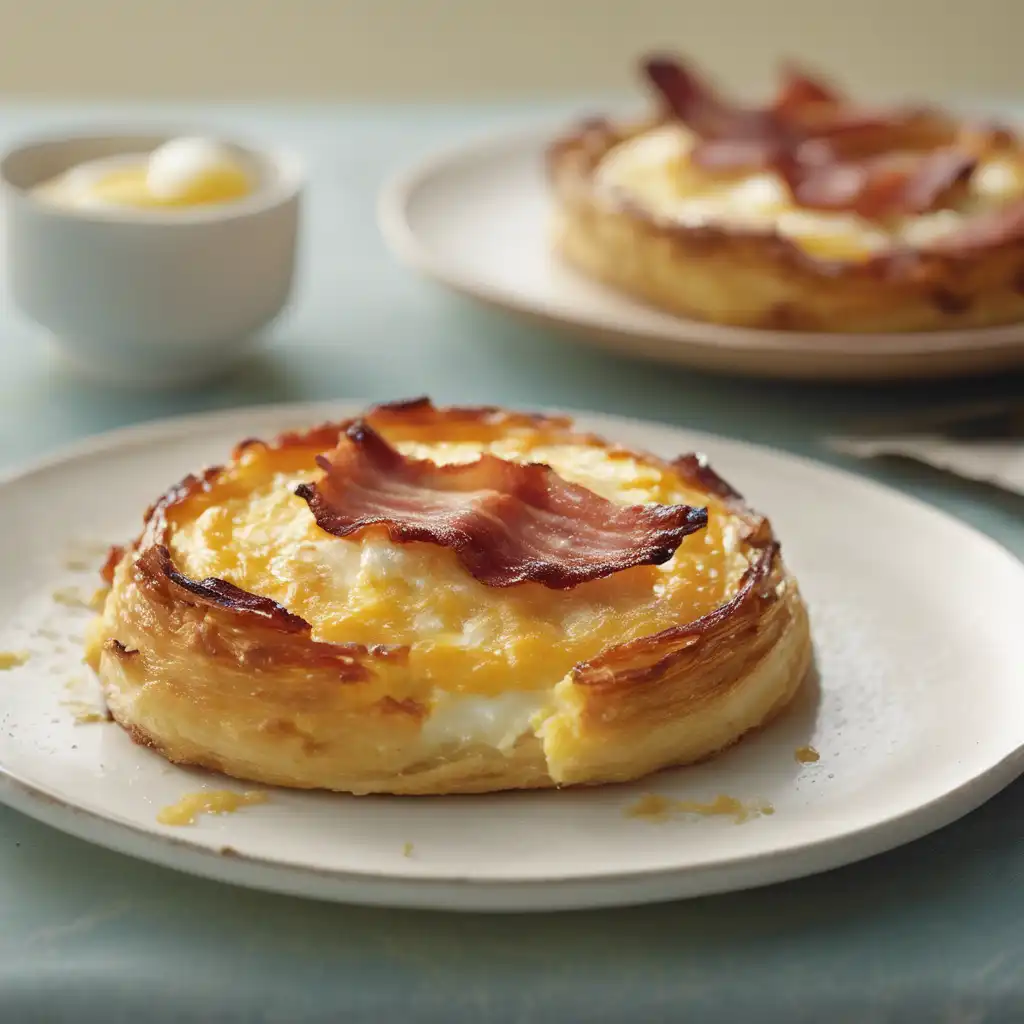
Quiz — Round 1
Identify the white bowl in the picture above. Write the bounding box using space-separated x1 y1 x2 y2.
1 131 303 388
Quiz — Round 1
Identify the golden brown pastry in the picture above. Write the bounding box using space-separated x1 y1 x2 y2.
548 55 1024 332
86 399 811 795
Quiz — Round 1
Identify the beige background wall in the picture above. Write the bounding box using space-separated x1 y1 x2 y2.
0 0 1021 102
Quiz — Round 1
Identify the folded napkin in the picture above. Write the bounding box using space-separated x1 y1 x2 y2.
826 401 1024 497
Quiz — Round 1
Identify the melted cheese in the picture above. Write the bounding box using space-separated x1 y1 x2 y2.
157 789 266 826
594 123 1024 260
168 438 750 698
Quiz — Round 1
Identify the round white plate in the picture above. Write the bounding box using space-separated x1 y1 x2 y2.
1 403 1022 912
378 127 1024 381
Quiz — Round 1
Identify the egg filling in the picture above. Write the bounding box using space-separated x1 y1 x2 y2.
594 123 1024 261
163 435 752 747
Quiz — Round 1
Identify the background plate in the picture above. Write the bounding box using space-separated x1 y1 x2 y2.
378 128 1024 382
1 402 1022 911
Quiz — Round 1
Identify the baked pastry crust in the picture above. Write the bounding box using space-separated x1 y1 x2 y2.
85 400 812 795
548 59 1024 333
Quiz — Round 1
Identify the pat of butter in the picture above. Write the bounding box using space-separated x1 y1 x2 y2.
33 136 254 211
145 137 252 205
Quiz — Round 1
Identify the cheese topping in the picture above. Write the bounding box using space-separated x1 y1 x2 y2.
594 123 1024 260
167 437 751 698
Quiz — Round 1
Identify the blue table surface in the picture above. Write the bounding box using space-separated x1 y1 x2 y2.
0 101 1022 1024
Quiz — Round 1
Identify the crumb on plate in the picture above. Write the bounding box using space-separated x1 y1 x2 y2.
51 587 90 609
157 790 268 827
0 650 30 671
626 792 773 824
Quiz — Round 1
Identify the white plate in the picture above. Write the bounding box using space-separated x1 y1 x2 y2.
378 128 1024 381
1 403 1023 912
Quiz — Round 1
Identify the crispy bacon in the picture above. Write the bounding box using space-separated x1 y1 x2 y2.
797 108 959 164
773 62 842 116
643 56 849 172
644 55 764 142
779 147 976 218
644 55 787 170
642 54 979 218
295 421 709 590
920 197 1024 252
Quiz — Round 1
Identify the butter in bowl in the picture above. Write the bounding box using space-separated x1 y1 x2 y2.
1 131 303 387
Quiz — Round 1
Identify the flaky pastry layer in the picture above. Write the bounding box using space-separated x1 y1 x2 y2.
86 401 812 794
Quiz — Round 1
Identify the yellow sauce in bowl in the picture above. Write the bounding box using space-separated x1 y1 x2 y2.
34 137 254 211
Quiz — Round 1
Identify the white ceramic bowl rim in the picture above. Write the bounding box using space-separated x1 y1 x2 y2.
0 127 305 226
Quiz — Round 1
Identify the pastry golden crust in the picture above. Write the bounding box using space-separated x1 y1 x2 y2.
547 60 1024 333
86 400 812 795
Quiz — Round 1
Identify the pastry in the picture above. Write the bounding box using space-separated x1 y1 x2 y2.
86 399 811 795
548 55 1024 332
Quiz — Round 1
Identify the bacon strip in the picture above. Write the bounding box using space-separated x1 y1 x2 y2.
773 63 842 116
779 147 976 218
295 422 709 590
644 56 786 170
644 56 763 142
643 56 851 172
641 54 978 218
918 197 1024 252
797 109 959 164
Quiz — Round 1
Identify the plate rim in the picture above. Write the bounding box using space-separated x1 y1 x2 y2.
376 124 1024 361
2 400 1023 911
3 745 1021 912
